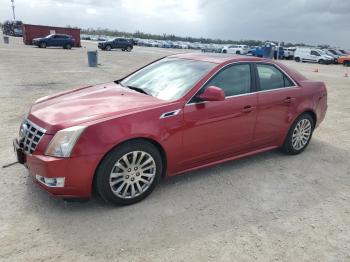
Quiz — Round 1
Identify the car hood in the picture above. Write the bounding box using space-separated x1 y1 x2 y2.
28 82 167 134
33 38 44 41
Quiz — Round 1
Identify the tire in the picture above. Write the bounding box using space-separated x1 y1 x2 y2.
294 57 300 62
318 59 324 64
344 61 350 67
126 46 132 52
222 49 227 54
282 113 314 155
65 43 72 49
105 45 112 51
40 42 47 48
95 140 163 205
236 50 241 55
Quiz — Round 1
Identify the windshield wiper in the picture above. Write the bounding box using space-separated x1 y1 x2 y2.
126 85 150 96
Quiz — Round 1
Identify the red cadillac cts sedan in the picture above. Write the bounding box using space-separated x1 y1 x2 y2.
14 53 327 205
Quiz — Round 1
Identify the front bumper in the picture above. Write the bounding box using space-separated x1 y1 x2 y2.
14 139 100 198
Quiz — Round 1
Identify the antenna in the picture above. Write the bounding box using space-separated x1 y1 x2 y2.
11 0 16 21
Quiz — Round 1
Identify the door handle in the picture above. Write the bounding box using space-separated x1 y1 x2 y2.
242 105 254 113
283 97 295 104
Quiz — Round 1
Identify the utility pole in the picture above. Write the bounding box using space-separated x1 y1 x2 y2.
11 0 16 21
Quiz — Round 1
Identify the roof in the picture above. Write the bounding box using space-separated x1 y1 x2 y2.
169 53 266 64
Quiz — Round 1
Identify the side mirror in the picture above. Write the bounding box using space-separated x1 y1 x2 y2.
199 86 225 102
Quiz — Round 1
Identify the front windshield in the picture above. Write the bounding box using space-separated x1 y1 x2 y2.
45 34 54 38
120 58 215 101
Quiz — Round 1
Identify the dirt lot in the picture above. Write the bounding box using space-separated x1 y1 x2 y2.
0 34 349 262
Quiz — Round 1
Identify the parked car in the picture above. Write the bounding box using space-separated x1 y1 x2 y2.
283 47 296 60
32 34 75 49
222 45 250 54
294 48 333 64
338 55 350 66
323 50 339 64
98 38 133 51
338 49 350 55
14 54 327 205
2 20 23 36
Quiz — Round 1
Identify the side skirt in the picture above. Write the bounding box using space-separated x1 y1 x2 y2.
169 145 279 177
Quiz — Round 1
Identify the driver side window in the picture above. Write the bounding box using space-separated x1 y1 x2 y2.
203 64 251 97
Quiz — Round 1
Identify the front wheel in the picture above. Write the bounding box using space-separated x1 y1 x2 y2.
318 59 324 64
294 57 300 62
282 113 314 155
105 45 112 51
95 140 163 205
40 42 47 48
344 61 350 67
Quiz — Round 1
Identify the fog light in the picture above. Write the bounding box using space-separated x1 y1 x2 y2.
35 175 65 188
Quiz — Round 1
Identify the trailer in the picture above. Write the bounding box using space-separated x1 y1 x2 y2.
22 24 81 47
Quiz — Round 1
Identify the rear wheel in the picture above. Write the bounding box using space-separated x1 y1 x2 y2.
344 60 350 67
236 50 241 55
96 140 162 205
222 49 227 54
126 45 132 52
282 113 314 155
64 43 72 49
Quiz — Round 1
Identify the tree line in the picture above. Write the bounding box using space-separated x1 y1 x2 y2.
80 27 312 47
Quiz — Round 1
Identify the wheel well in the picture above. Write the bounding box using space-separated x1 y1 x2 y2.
91 137 167 195
303 111 317 127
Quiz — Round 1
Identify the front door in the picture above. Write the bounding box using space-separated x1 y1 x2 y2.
181 63 257 166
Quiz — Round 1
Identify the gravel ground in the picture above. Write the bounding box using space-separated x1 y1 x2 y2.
0 34 349 262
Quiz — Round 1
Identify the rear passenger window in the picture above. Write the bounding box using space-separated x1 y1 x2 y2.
256 64 293 91
204 64 251 97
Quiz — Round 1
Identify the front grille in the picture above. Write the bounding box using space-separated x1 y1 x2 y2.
19 119 46 154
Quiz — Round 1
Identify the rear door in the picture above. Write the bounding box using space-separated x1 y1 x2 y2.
181 63 258 166
253 63 302 147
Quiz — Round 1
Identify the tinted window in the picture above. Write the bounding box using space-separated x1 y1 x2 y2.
256 64 293 91
203 64 251 97
311 50 320 56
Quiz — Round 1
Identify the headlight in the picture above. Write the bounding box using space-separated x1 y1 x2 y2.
45 126 86 157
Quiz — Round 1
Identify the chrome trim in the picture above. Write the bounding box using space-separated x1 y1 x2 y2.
19 119 47 155
185 61 299 106
160 109 182 119
26 119 47 134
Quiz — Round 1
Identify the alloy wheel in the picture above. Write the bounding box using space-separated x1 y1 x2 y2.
109 151 156 199
292 119 312 150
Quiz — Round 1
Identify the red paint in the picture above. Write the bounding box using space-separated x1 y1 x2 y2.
199 86 225 101
22 54 327 198
22 24 81 47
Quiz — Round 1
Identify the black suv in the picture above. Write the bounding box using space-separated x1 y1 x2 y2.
32 34 75 49
98 38 133 51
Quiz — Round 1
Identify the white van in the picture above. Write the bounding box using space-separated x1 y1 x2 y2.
294 48 333 64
